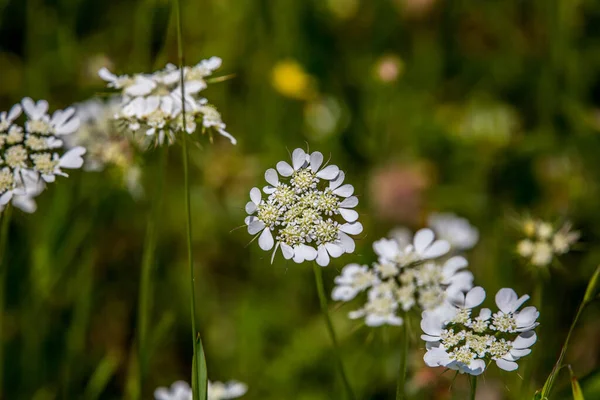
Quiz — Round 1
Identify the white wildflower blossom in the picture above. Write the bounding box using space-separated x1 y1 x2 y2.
0 98 85 212
154 379 247 400
517 218 579 267
245 148 362 266
428 212 479 250
421 286 539 375
333 228 473 327
99 57 235 146
64 99 143 197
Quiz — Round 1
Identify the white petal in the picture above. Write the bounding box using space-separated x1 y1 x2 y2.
513 331 537 349
339 196 358 208
325 243 344 258
510 348 531 358
478 308 492 320
54 117 80 135
348 309 365 319
245 201 257 214
291 148 307 170
365 314 387 327
420 316 443 336
310 151 323 171
223 381 248 398
420 334 440 342
338 232 356 253
421 240 451 259
0 192 13 205
258 228 274 250
512 294 531 312
276 161 294 177
217 128 237 145
495 288 518 314
464 287 486 309
248 220 265 235
8 104 22 120
330 171 345 190
22 97 48 119
59 147 86 169
280 243 294 259
468 359 487 375
332 184 354 197
249 187 261 205
316 246 330 267
98 67 117 82
515 306 539 328
413 228 435 254
265 168 279 187
442 256 468 276
300 244 317 261
496 358 518 371
12 196 37 213
153 388 170 400
339 208 359 223
316 165 340 180
125 76 155 96
424 348 451 367
332 286 358 301
340 222 363 235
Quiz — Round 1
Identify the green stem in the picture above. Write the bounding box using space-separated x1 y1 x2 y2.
174 1 206 399
0 204 12 396
136 145 168 397
540 302 586 398
312 263 355 400
470 375 478 400
395 318 409 400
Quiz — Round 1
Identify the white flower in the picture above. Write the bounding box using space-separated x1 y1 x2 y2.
208 380 248 400
99 57 235 147
0 98 86 212
155 380 247 400
332 264 379 301
333 232 472 327
245 148 362 266
517 218 579 267
348 284 403 327
373 228 450 266
428 212 479 251
421 287 539 375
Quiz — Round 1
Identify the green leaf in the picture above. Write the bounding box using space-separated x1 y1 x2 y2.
570 366 585 400
84 352 121 400
583 265 600 305
191 334 208 400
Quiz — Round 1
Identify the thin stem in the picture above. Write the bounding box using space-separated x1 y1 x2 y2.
174 0 204 399
540 302 585 398
395 318 409 400
0 205 12 395
136 145 168 397
470 375 478 400
312 263 356 400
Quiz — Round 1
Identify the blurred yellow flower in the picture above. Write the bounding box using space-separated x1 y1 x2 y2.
271 60 315 100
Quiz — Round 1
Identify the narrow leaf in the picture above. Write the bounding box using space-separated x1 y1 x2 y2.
84 352 121 400
196 334 208 400
569 366 585 400
583 265 600 305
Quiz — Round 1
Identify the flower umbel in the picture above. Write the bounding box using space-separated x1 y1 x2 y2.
333 228 473 326
421 287 539 375
516 218 579 268
0 98 85 213
245 148 362 266
99 57 235 146
154 380 247 400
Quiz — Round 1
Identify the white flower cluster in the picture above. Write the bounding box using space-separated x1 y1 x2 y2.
428 212 479 251
66 99 143 197
99 57 235 146
154 380 247 400
422 287 539 375
332 228 474 326
516 219 579 267
0 98 85 213
245 148 363 266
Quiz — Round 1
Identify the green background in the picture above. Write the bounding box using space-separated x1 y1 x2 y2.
1 0 600 398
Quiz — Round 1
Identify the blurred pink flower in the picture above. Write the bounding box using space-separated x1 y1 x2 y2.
369 163 430 224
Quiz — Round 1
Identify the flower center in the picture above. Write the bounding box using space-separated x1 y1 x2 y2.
4 145 28 168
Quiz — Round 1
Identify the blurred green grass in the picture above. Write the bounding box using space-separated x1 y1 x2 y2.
2 0 600 398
